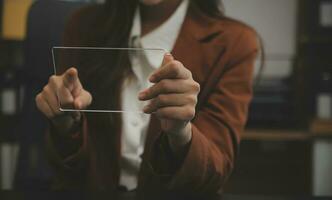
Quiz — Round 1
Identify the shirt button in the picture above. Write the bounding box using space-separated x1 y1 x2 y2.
131 120 139 127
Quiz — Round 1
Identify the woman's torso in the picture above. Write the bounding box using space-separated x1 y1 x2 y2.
59 0 257 191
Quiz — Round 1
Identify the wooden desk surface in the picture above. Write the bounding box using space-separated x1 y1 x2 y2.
243 129 310 141
244 127 332 142
0 191 329 200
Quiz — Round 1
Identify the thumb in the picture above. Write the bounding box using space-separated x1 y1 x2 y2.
73 90 92 110
148 53 174 83
161 53 174 67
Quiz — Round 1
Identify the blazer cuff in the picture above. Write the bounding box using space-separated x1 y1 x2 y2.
148 131 192 176
144 124 225 193
46 116 89 171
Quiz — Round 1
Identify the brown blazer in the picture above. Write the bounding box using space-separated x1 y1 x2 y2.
46 2 258 197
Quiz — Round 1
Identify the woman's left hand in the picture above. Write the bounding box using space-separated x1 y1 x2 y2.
138 53 200 148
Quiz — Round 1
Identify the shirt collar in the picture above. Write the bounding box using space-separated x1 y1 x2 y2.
129 0 189 69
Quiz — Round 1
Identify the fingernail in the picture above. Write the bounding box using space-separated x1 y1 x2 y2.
143 105 148 113
138 92 145 100
149 75 155 82
143 105 150 113
165 53 173 59
75 100 81 109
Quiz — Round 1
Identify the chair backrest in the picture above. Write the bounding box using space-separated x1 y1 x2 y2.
15 0 86 189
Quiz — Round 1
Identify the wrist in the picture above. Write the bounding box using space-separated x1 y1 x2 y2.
50 112 82 137
166 122 192 151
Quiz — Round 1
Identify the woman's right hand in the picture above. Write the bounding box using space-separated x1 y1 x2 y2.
35 67 92 134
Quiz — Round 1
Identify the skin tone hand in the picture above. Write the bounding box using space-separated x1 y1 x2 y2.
35 67 92 136
138 53 200 152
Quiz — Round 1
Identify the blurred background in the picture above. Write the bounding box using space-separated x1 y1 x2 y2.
0 0 331 196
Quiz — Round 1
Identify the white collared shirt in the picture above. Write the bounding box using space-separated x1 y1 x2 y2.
119 0 189 190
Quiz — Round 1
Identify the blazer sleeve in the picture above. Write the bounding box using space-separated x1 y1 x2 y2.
45 7 91 185
142 26 259 195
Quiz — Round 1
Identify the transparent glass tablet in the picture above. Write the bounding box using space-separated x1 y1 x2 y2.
52 47 167 113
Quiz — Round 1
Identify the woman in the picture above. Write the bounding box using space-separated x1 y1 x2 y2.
35 0 258 197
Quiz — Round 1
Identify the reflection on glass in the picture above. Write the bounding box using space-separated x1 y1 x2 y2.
52 47 166 113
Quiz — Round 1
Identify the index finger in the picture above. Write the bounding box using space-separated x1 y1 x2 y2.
62 67 82 97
